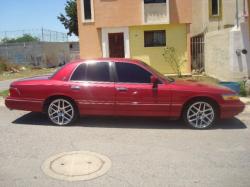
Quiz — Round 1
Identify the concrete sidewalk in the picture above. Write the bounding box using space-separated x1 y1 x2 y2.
240 97 250 105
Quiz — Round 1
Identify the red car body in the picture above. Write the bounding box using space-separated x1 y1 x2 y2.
5 59 245 127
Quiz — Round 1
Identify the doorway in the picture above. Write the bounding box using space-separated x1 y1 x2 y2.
108 33 125 58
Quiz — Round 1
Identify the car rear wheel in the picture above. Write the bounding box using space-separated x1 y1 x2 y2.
47 98 77 126
183 100 217 129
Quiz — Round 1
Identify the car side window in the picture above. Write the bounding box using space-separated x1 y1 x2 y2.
115 62 152 83
86 62 110 82
71 64 86 81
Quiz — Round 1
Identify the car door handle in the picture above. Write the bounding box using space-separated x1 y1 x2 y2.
71 85 81 90
116 87 128 92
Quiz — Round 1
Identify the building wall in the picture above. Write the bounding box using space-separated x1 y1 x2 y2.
93 0 142 28
42 43 70 66
191 0 245 36
91 0 191 27
229 23 250 80
205 29 231 80
205 24 250 81
77 0 192 59
129 24 190 74
169 0 192 24
248 0 250 38
0 42 70 67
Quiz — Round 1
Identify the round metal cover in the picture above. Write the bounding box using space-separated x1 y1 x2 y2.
41 151 111 181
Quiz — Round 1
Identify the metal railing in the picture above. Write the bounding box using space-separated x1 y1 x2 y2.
0 28 68 43
191 34 205 73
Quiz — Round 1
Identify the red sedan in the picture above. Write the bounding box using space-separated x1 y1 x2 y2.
5 59 245 129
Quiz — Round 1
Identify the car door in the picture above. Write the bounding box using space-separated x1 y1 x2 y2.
70 61 115 115
114 61 171 116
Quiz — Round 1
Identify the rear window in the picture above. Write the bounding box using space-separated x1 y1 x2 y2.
71 64 86 81
70 62 111 82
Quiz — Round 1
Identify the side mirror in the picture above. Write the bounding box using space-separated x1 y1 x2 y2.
150 76 158 89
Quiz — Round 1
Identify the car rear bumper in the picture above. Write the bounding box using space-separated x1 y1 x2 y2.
5 97 43 112
220 100 245 119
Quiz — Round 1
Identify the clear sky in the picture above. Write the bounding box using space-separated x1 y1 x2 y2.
0 0 78 41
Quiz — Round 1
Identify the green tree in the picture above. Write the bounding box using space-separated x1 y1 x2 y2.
2 34 39 43
58 0 78 36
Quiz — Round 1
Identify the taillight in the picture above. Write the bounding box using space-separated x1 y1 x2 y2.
9 87 20 97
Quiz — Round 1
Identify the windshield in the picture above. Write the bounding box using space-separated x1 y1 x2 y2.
138 61 175 82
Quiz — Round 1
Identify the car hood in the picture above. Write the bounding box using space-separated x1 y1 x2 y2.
172 80 235 94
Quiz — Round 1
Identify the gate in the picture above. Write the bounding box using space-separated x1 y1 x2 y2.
191 34 205 73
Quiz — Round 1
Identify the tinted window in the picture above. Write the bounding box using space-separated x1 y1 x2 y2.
86 62 110 82
115 63 152 83
71 64 86 81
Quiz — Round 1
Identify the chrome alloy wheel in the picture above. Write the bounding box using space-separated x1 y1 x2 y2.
187 102 215 129
48 99 74 126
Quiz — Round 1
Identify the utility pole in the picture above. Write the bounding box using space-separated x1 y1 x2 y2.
248 0 250 37
236 0 239 28
41 27 44 41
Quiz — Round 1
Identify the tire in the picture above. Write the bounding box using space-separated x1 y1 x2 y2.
183 100 218 129
47 98 77 126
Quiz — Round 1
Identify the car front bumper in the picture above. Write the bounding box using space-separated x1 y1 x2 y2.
220 100 245 119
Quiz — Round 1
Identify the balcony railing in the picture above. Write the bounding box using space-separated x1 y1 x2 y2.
144 3 169 24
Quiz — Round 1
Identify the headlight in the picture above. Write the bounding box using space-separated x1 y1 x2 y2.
222 94 239 101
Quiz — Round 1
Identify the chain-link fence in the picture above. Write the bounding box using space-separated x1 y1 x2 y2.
0 28 68 43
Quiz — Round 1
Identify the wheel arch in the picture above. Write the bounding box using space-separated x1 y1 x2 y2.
181 96 220 117
43 95 79 114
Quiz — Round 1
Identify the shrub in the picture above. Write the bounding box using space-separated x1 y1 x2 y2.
239 80 247 97
0 57 9 73
162 46 186 78
0 57 21 73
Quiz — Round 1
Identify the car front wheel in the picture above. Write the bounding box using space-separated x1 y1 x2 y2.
183 100 217 129
47 98 77 126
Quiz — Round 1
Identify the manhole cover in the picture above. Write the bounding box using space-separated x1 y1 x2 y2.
41 151 111 181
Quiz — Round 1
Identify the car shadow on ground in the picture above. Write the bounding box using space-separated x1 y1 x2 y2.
12 112 247 130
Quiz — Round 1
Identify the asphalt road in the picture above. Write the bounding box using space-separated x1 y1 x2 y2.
0 103 250 187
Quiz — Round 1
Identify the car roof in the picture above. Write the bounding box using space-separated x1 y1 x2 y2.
68 58 141 65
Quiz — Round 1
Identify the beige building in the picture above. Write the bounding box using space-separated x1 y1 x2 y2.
191 0 250 81
191 0 246 36
249 0 250 38
76 0 192 75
